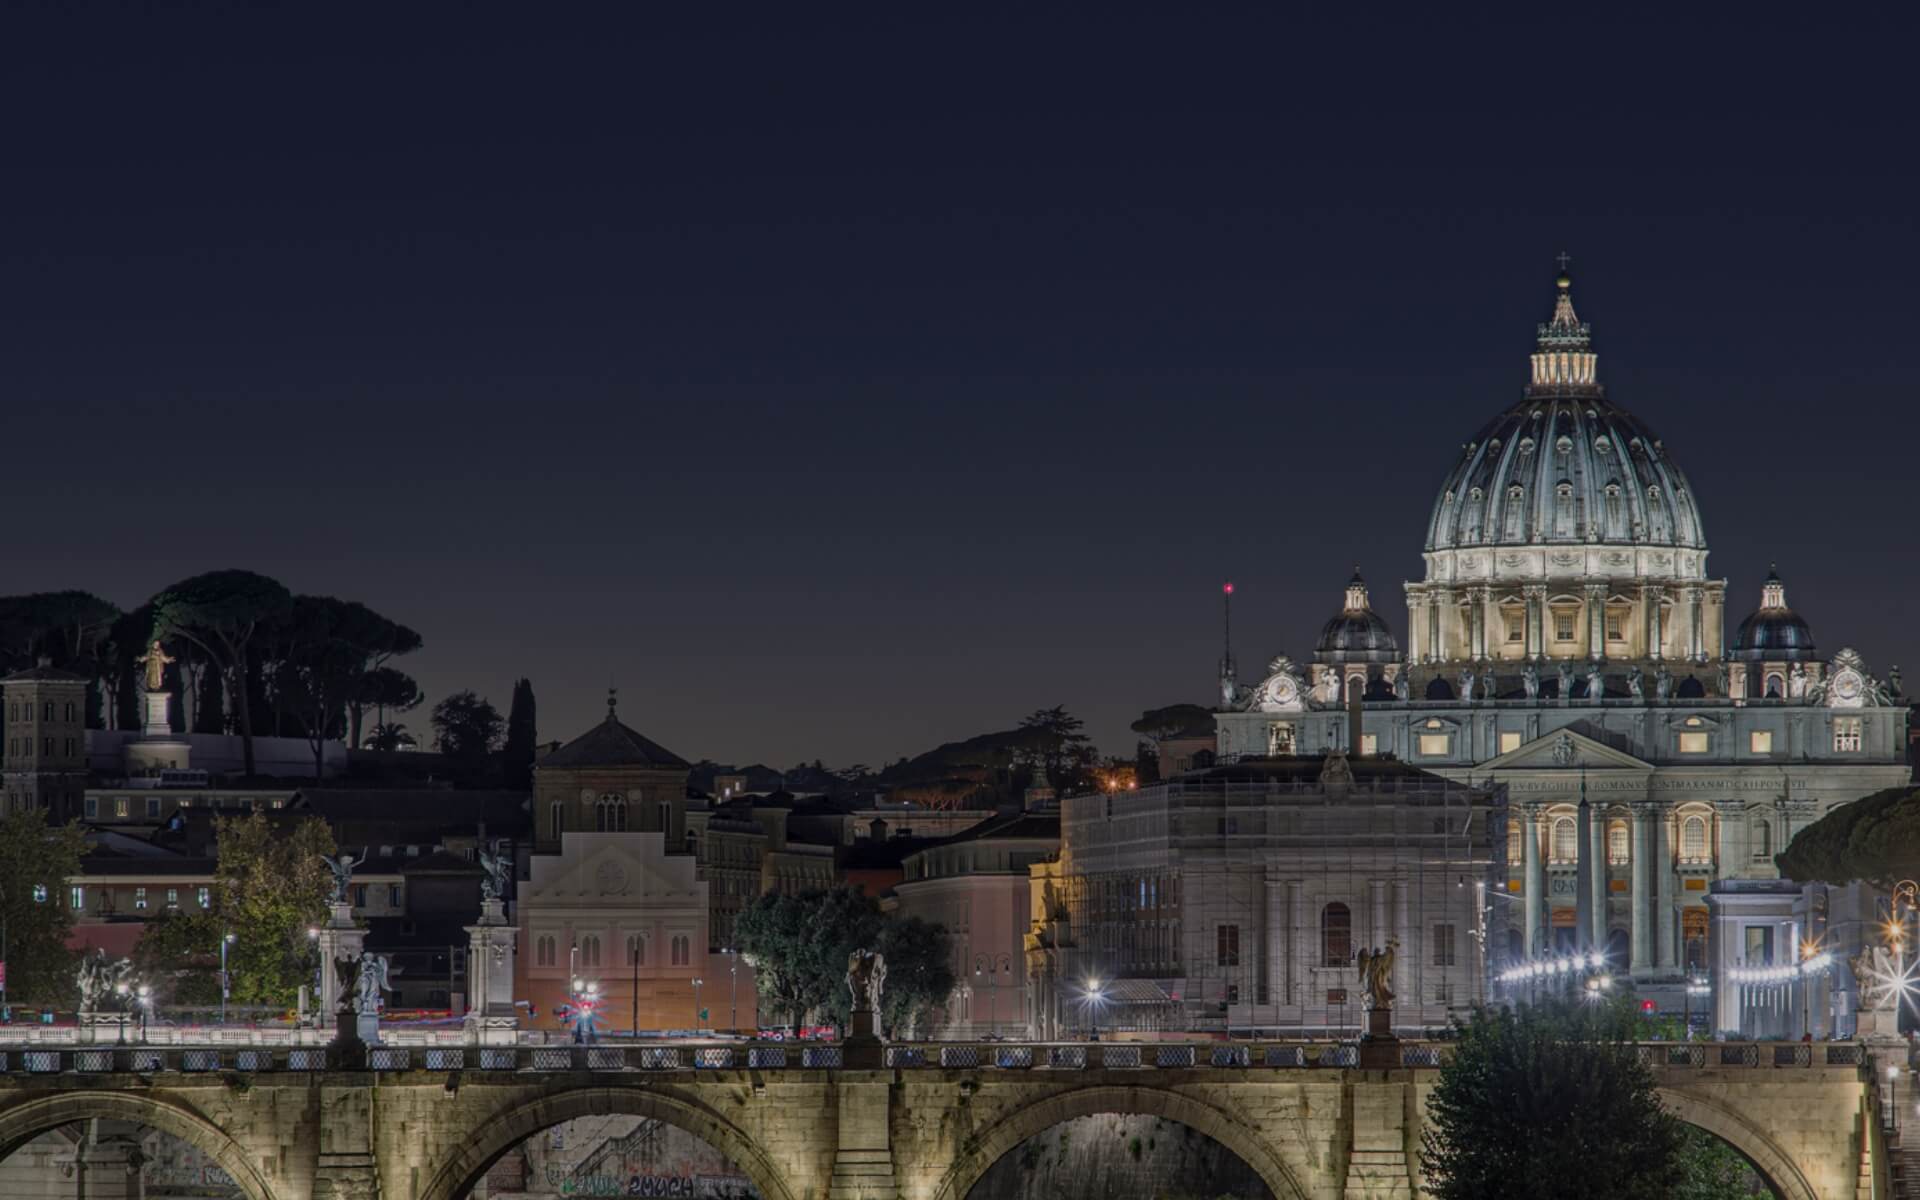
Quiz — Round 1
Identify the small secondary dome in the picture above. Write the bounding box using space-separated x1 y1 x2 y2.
1730 566 1816 661
1314 570 1399 664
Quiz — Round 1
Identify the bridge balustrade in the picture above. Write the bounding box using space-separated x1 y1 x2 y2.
0 1040 1874 1078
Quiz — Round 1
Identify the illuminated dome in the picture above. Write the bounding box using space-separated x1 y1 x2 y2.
1314 571 1399 665
1731 567 1816 661
1422 271 1708 583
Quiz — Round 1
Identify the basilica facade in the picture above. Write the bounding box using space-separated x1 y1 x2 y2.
1204 270 1910 1026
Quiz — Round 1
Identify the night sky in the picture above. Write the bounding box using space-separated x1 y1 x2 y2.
6 8 1917 767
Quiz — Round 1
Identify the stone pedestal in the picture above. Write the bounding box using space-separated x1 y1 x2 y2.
842 1009 884 1069
463 897 521 1044
78 1012 133 1044
1344 1079 1415 1198
828 1076 898 1199
123 689 192 777
1358 1005 1400 1069
315 903 365 1036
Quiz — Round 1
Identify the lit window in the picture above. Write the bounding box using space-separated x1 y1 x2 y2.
1681 815 1709 862
1359 733 1378 756
114 796 129 817
197 887 211 908
166 887 178 907
32 884 47 903
1551 818 1576 863
1608 821 1629 865
70 886 84 909
1499 731 1522 754
1678 732 1709 754
1749 730 1773 754
134 886 147 909
1835 717 1862 752
1554 612 1576 641
1267 722 1296 755
1419 733 1450 756
1507 824 1522 864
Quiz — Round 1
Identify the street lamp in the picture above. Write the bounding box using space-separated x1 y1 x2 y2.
692 978 704 1032
136 984 152 1042
1085 978 1103 1042
724 948 738 1034
219 932 236 1024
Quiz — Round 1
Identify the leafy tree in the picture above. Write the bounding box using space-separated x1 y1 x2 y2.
1674 1127 1770 1199
131 907 224 1007
433 690 504 761
0 810 86 1006
1128 703 1216 743
355 666 422 740
503 678 538 789
194 661 226 734
152 570 293 776
274 595 417 777
734 888 884 1029
877 915 955 1038
171 811 336 1007
1775 785 1918 890
1421 997 1686 1199
1017 706 1097 794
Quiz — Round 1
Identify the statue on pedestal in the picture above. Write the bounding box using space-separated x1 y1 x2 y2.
353 952 392 1015
1556 660 1574 699
1655 663 1673 700
846 949 887 1015
135 640 176 694
1522 662 1540 700
477 840 511 901
76 948 135 1014
1357 941 1397 1011
323 852 366 906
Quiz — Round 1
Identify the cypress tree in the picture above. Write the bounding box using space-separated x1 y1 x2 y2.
503 678 537 790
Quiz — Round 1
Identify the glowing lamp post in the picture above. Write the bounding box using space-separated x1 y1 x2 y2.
1086 979 1103 1042
219 932 236 1025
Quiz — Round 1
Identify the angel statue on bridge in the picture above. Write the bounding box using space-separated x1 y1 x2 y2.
1357 940 1398 1011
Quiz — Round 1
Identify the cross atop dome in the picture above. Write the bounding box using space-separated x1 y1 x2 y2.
1531 259 1597 388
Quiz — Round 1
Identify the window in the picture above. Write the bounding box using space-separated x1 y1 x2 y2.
596 793 626 832
549 800 563 835
1216 923 1240 967
1551 817 1576 863
1752 820 1773 859
1507 823 1522 865
166 887 178 907
1267 722 1296 755
1434 979 1455 1005
657 801 672 832
197 887 211 908
1321 902 1352 966
32 884 47 903
114 795 128 817
134 886 147 909
1553 611 1576 641
628 935 645 966
1749 730 1773 754
1744 925 1775 967
1681 815 1709 863
1835 717 1863 752
671 935 690 966
353 884 368 907
146 797 160 818
1432 923 1456 967
388 884 402 908
1506 614 1525 643
1764 673 1783 698
1418 733 1450 756
42 702 52 721
536 936 555 967
84 796 98 818
1605 610 1625 641
1499 731 1522 754
63 702 74 722
70 886 84 909
1678 732 1708 754
1608 821 1629 865
1359 733 1378 756
1225 983 1240 1005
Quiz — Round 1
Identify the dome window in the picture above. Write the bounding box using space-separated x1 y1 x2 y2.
1469 487 1483 502
1555 435 1573 455
1594 437 1612 454
1517 437 1535 455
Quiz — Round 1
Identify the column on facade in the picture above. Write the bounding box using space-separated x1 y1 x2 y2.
1630 807 1653 973
1588 808 1607 951
1285 880 1303 1010
1574 797 1594 953
1687 587 1705 661
1392 881 1411 1014
1469 589 1486 661
1525 585 1544 661
1428 587 1446 663
1655 807 1676 971
1523 806 1545 957
1585 583 1607 661
1645 584 1665 661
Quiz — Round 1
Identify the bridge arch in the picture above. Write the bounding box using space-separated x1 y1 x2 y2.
417 1084 797 1200
1656 1086 1816 1200
929 1083 1308 1200
0 1090 279 1200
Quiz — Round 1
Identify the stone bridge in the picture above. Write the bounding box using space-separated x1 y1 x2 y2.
0 1040 1885 1199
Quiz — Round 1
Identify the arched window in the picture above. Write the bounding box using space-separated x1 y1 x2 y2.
1603 483 1623 536
657 801 673 832
627 935 645 966
1607 821 1629 865
1764 673 1784 698
1681 815 1709 862
536 936 555 967
596 793 626 832
1551 817 1576 863
1554 482 1574 535
1321 902 1352 967
671 935 690 966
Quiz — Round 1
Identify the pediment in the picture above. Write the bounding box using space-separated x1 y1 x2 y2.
1481 728 1652 772
526 834 696 901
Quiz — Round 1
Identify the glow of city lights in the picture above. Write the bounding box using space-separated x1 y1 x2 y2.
1728 953 1833 985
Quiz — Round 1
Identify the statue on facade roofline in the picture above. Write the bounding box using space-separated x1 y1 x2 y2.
1627 668 1644 701
1655 663 1673 700
1556 660 1574 698
1584 663 1604 701
1393 669 1409 701
1458 668 1475 701
1522 661 1540 700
